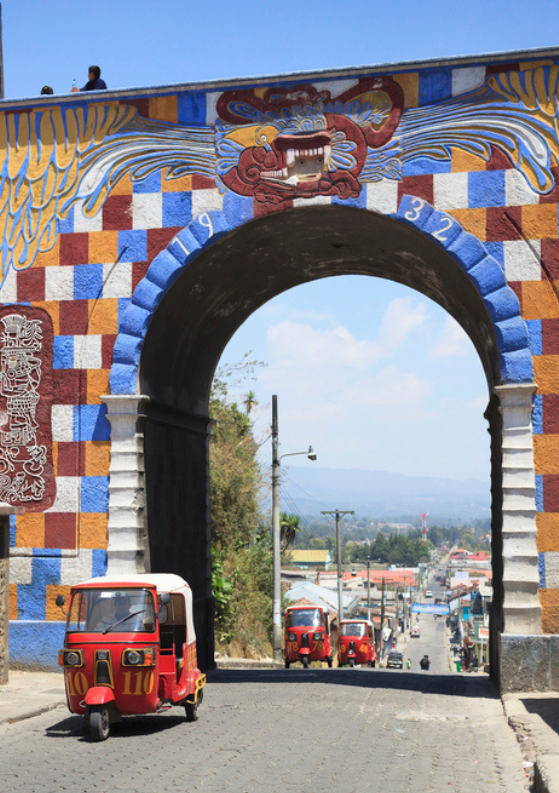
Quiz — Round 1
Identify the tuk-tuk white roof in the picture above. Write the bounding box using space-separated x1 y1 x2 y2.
340 618 375 629
73 574 196 644
76 573 191 595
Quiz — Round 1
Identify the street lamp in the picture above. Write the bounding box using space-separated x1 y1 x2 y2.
272 395 317 663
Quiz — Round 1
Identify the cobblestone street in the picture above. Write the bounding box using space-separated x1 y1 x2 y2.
0 666 529 793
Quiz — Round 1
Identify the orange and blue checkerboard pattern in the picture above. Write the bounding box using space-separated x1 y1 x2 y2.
4 58 559 643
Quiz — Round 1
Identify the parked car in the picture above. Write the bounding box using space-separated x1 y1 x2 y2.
425 590 433 598
411 625 420 638
386 651 404 669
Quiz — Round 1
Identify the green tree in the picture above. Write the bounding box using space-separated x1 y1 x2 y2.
209 363 272 657
209 382 262 551
280 512 301 549
243 390 258 416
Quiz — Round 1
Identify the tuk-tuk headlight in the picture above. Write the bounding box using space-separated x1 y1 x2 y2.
58 649 84 667
122 647 156 667
313 632 323 641
126 650 142 665
288 633 297 641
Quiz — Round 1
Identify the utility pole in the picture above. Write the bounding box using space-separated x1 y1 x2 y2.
321 509 354 623
271 396 317 664
380 577 385 660
271 395 281 663
366 560 371 623
394 586 399 650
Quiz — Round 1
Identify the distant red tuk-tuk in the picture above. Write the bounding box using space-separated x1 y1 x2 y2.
56 574 206 741
284 605 333 668
337 619 376 668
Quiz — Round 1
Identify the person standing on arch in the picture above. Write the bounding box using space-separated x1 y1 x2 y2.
71 65 107 92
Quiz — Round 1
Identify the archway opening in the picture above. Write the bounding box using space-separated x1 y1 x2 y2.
138 205 506 670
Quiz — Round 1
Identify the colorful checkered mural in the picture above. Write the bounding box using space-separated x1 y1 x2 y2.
3 50 559 668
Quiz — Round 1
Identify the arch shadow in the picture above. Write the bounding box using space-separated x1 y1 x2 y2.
207 667 500 700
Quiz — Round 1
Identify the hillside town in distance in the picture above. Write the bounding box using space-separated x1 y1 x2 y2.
278 518 491 673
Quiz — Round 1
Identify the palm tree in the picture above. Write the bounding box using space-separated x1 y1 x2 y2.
280 512 301 548
243 390 258 415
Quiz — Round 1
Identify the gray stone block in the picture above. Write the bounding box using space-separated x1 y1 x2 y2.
500 634 554 693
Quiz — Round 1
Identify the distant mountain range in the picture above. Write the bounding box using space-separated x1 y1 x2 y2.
280 466 491 522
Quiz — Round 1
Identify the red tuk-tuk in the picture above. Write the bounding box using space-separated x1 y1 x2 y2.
283 605 333 668
337 619 376 667
56 574 206 741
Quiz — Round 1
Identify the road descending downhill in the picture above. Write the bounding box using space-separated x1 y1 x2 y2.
0 664 528 792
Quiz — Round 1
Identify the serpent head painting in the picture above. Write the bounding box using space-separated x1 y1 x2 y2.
214 78 404 203
1 65 559 284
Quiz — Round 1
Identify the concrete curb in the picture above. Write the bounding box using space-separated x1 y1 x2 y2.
534 757 559 793
215 657 281 669
502 693 559 793
0 700 66 726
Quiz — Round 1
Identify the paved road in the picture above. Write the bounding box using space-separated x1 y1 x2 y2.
1 566 527 792
0 664 529 793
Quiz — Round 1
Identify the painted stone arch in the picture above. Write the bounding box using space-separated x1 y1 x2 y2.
109 197 533 395
104 197 540 672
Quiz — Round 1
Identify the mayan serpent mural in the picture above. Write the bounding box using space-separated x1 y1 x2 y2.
1 66 559 286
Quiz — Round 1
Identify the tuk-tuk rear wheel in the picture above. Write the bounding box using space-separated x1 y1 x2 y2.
285 660 290 669
327 657 333 668
185 700 198 722
89 705 110 741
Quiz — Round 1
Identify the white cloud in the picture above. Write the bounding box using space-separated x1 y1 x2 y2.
282 401 346 425
429 316 471 359
379 297 429 350
341 365 432 408
267 321 385 371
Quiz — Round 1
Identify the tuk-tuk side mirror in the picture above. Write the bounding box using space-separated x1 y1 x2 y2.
157 592 171 623
55 594 67 616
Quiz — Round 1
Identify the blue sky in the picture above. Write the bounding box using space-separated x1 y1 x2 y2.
2 0 556 481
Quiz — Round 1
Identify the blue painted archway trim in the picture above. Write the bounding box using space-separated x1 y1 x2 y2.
109 197 533 396
396 195 533 385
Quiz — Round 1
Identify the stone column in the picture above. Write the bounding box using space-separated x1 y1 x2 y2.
495 383 541 635
0 504 22 684
101 395 149 575
0 513 9 684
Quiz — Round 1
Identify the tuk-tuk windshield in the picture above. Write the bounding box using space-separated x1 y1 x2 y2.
67 588 156 633
286 608 324 628
340 622 367 637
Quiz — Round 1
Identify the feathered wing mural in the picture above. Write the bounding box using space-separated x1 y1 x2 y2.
395 67 559 193
0 103 215 286
1 65 559 287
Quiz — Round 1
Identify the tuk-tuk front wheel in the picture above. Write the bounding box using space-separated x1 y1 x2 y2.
185 700 198 722
89 704 110 741
301 656 309 669
349 658 356 668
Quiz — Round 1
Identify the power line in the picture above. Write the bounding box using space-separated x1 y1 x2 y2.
281 470 330 510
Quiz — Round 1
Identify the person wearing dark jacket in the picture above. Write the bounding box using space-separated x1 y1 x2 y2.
71 65 107 92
